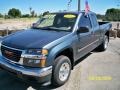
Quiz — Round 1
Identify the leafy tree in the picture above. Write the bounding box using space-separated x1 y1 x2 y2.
8 8 21 18
43 11 49 16
0 13 3 18
105 8 120 21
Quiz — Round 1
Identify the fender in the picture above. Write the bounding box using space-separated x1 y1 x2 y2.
46 40 74 67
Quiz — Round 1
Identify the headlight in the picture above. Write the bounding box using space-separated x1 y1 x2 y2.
27 49 42 54
27 49 48 55
20 49 48 67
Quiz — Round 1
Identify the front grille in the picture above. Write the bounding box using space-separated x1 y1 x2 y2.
1 45 22 62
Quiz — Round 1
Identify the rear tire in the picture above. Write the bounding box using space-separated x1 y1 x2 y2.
51 55 71 87
97 35 109 51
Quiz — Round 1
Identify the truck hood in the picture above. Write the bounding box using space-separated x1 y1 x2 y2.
2 29 70 49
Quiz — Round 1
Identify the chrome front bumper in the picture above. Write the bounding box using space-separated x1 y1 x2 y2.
0 55 52 83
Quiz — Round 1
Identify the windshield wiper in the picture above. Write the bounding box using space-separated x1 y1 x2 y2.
32 27 69 32
39 27 62 31
32 27 51 29
41 27 54 30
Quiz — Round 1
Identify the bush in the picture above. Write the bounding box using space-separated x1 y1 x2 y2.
97 14 105 20
22 14 30 18
4 15 11 19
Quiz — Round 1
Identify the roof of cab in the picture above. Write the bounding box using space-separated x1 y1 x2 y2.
51 10 95 15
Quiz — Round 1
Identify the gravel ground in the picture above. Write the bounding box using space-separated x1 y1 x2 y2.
0 18 38 30
0 38 120 90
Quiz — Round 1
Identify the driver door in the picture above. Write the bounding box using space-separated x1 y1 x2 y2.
75 14 94 60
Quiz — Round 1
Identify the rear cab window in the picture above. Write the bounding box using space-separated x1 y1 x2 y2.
89 13 99 28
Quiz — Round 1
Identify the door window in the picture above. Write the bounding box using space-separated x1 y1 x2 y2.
78 14 92 29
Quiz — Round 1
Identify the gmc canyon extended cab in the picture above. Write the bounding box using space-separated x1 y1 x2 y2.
0 11 111 86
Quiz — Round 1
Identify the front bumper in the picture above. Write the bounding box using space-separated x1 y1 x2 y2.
0 55 52 83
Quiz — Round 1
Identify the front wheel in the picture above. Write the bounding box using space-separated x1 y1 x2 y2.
51 55 71 86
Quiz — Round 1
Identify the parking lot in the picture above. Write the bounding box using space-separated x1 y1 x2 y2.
0 38 120 90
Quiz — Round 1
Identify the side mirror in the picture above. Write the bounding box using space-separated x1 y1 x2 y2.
77 27 89 34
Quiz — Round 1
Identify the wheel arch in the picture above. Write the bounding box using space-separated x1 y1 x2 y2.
105 30 110 42
55 48 74 70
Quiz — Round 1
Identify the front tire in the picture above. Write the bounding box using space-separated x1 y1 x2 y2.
51 55 71 86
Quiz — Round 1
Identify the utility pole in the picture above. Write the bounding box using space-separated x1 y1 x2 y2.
78 0 81 11
67 0 81 11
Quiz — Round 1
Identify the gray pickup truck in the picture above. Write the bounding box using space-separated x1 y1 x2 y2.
0 11 111 86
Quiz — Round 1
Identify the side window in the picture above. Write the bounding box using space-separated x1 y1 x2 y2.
79 14 92 29
90 14 99 27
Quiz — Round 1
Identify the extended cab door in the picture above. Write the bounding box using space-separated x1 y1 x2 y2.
75 13 94 60
89 13 101 47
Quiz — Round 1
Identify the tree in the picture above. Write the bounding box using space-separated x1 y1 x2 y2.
29 7 36 17
34 13 37 17
22 14 30 18
31 10 35 17
105 8 120 21
0 13 3 18
43 11 49 16
39 14 43 18
29 7 32 15
8 8 21 18
97 14 105 20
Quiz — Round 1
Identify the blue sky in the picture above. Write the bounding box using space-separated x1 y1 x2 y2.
0 0 119 15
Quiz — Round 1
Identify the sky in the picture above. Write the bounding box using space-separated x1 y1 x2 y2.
0 0 119 15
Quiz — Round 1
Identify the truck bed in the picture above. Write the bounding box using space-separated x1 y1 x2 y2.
98 21 110 25
99 21 112 31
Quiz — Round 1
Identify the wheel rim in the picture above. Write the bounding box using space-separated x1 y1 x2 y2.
59 62 70 82
104 36 108 49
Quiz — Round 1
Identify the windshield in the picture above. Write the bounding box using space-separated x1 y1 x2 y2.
32 13 78 31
